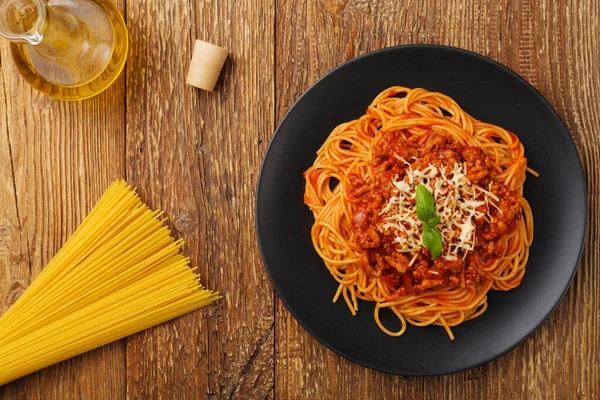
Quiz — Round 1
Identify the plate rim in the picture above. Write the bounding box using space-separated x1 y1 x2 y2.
255 43 588 376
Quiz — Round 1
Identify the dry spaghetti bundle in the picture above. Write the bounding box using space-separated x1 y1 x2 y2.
0 180 220 386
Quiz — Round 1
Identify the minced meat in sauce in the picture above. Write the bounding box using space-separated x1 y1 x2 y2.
348 130 522 299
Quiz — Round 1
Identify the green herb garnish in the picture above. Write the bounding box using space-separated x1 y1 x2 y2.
416 184 443 259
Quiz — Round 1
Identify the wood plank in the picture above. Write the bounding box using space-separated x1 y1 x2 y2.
0 0 127 394
125 0 275 398
0 42 39 400
0 0 596 397
274 0 599 398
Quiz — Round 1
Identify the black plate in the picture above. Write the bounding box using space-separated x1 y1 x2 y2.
255 45 587 375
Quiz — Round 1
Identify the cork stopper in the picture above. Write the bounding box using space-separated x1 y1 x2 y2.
186 40 229 92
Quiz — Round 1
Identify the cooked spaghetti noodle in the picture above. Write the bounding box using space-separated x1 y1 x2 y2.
0 180 220 386
304 87 534 339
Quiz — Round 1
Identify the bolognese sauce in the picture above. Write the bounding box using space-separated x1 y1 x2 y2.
348 130 522 298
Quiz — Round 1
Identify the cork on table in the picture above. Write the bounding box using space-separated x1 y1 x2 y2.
0 0 598 399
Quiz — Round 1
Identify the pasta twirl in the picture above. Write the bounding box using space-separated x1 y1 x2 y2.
304 87 534 339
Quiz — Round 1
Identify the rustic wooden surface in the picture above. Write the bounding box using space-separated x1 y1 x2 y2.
0 0 598 398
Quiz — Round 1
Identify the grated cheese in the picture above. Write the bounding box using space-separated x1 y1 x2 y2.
380 161 495 261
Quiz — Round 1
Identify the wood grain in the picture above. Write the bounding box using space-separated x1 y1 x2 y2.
0 0 127 396
274 0 599 399
0 0 598 398
125 0 274 398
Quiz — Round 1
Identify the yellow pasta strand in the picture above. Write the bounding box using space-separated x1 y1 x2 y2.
0 180 221 386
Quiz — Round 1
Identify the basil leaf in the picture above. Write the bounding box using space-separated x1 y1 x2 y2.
417 184 442 259
416 184 435 222
422 225 443 260
427 215 441 227
429 227 443 259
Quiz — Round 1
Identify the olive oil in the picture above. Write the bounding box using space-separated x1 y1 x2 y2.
1 0 127 100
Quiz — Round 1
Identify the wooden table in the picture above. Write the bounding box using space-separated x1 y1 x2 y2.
1 0 598 398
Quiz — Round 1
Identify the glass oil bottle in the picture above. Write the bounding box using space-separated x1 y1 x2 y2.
0 0 128 100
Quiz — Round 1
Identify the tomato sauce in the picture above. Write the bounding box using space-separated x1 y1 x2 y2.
348 131 522 298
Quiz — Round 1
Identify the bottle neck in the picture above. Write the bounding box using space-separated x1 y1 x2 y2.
32 4 85 63
0 0 83 62
0 0 45 45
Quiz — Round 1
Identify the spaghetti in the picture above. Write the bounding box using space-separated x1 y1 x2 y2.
0 180 220 386
304 87 534 339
